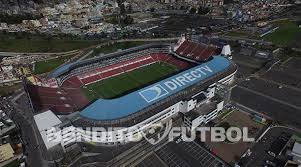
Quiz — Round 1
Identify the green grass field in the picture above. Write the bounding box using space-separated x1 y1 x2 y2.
34 54 76 74
87 41 145 59
81 62 178 100
264 21 301 47
0 34 99 52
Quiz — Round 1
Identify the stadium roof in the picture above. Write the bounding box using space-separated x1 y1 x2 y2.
79 56 231 120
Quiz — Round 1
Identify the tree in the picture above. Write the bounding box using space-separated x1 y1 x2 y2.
190 7 196 14
117 0 126 15
198 6 210 15
150 7 155 12
128 4 133 14
124 15 134 25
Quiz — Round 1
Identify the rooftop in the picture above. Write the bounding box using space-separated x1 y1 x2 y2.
293 142 301 156
34 110 62 132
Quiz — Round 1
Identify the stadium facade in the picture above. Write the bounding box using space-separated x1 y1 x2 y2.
24 37 236 154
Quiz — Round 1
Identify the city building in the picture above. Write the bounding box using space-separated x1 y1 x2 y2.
292 142 301 164
0 65 19 85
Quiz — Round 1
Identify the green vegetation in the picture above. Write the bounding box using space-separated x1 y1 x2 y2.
265 21 301 47
292 134 301 143
81 62 178 100
87 41 145 59
34 54 76 74
0 34 99 52
0 13 42 24
0 84 21 96
105 15 134 26
3 160 20 167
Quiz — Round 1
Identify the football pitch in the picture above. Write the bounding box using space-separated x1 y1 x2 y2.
264 20 301 47
81 62 179 100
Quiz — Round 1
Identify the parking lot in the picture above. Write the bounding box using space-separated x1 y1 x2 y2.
153 141 227 167
136 153 167 167
232 86 301 129
262 69 301 89
239 77 301 107
231 49 268 79
231 56 301 130
262 57 301 88
283 57 301 69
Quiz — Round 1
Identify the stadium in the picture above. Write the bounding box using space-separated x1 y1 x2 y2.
24 37 237 150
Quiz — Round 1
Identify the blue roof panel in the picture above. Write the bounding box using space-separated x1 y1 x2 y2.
79 56 231 120
49 63 74 78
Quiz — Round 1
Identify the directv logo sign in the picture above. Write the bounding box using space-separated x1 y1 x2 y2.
139 84 169 103
139 65 213 103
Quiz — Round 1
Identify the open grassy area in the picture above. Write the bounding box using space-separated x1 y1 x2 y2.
81 62 178 100
264 21 301 47
0 34 100 52
34 54 76 74
87 41 145 59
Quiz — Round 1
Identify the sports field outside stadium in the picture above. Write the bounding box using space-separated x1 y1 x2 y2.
81 62 179 100
265 20 301 47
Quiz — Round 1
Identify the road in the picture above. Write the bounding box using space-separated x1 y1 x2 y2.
0 49 80 57
1 94 48 167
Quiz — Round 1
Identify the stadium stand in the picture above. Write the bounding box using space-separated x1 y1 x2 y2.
25 41 234 116
25 84 89 114
61 76 82 88
52 44 172 86
26 44 194 114
175 40 219 62
76 54 190 85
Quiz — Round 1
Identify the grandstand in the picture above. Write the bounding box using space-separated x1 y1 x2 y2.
76 54 188 86
24 38 237 159
174 38 219 62
25 43 194 114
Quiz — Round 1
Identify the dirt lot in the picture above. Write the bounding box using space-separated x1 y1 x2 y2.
206 110 265 165
0 83 21 96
